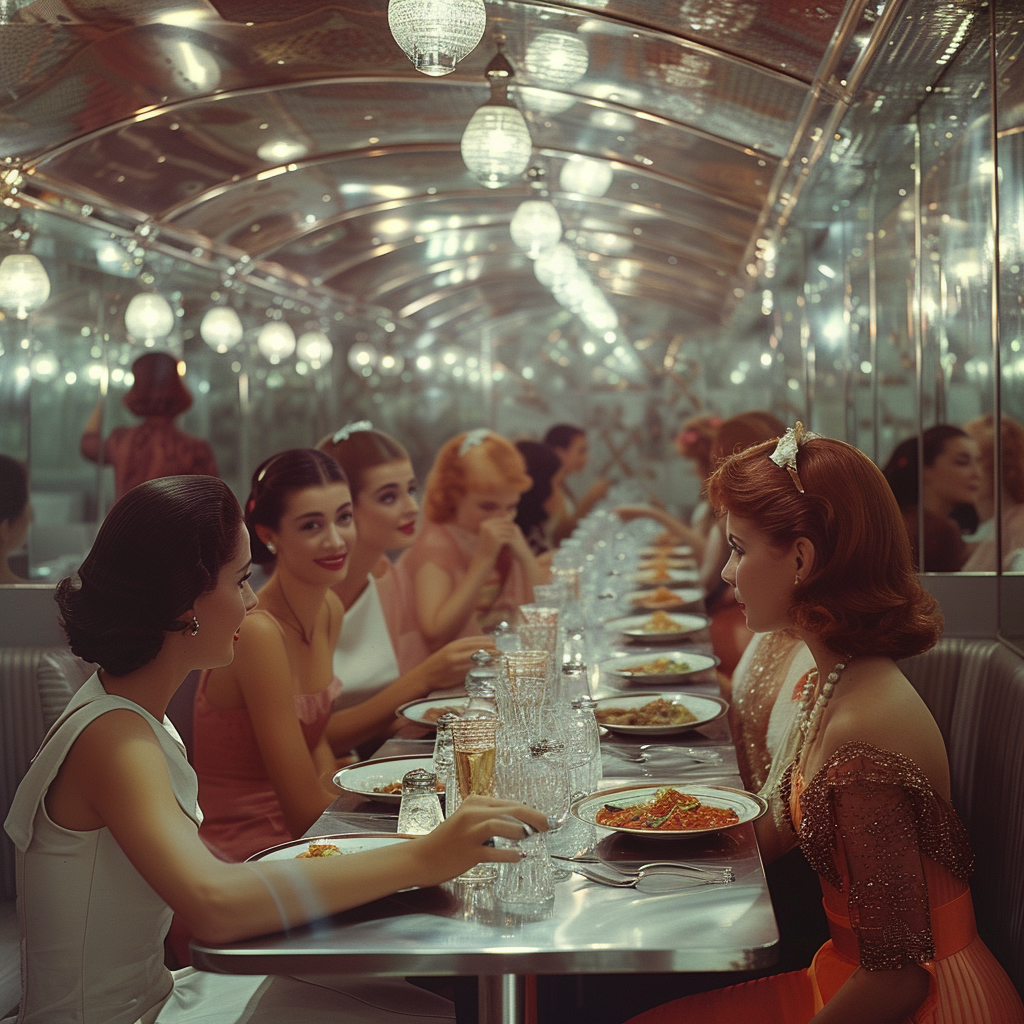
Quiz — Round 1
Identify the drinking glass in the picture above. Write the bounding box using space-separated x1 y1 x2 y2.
450 718 501 882
524 740 572 880
495 828 555 914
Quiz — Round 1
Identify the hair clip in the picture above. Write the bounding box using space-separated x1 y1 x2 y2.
768 421 821 493
332 420 373 443
459 428 491 456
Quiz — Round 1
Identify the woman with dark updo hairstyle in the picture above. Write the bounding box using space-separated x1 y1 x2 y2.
80 351 218 501
0 454 31 584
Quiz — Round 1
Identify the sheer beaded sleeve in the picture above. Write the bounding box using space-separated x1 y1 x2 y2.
798 742 973 971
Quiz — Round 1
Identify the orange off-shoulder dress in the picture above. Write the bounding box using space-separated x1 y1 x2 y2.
624 742 1023 1023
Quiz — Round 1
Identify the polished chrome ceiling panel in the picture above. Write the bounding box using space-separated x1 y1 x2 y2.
2 0 868 355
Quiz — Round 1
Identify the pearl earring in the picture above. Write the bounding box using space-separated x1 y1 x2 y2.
794 572 801 585
266 542 277 555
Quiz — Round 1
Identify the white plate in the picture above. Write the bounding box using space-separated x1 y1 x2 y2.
332 755 442 804
396 696 468 730
626 587 704 612
639 545 693 559
592 691 727 735
572 784 766 837
604 611 709 643
248 832 411 862
599 650 720 684
628 567 700 588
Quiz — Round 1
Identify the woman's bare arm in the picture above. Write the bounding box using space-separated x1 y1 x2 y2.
64 710 545 944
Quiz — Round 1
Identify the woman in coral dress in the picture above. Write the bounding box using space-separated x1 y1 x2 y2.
626 426 1022 1024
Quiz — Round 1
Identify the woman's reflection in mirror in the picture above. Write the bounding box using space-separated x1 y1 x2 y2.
962 415 1024 572
80 351 219 501
882 425 982 572
0 454 31 584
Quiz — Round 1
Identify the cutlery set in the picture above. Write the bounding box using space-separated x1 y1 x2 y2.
572 859 735 893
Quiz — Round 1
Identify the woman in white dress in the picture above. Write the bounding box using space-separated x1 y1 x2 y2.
2 475 544 1024
317 424 496 755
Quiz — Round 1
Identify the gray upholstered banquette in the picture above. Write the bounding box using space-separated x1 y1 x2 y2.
899 638 1024 993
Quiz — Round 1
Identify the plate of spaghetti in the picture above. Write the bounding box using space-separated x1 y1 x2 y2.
592 692 727 735
604 611 709 643
247 833 412 862
626 586 704 611
572 785 766 837
628 567 700 588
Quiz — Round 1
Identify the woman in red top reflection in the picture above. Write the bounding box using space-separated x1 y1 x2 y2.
81 351 218 500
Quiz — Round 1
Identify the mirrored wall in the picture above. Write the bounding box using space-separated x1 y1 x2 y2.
1 0 1023 646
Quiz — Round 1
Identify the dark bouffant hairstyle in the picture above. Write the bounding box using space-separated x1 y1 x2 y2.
55 476 242 676
124 351 193 418
709 435 943 661
0 454 29 525
245 449 347 564
316 426 409 502
882 425 979 533
543 424 584 451
514 440 562 539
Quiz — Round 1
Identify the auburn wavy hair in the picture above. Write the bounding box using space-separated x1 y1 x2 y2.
423 432 531 524
708 435 942 660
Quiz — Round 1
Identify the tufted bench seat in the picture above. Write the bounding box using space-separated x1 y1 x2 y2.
899 637 1024 993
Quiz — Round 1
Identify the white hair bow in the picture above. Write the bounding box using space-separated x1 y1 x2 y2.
459 428 491 456
768 421 821 493
332 420 373 443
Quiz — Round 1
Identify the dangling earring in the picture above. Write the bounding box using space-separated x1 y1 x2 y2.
794 572 801 585
266 542 277 555
189 615 200 637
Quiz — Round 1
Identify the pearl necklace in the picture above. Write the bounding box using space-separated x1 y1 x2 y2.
798 656 850 758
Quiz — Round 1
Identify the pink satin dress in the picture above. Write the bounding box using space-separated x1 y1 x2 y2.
193 670 342 863
624 742 1023 1023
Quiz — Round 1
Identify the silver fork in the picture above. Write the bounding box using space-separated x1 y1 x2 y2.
603 745 723 765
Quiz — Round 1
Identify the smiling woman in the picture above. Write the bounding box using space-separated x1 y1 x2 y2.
192 448 354 866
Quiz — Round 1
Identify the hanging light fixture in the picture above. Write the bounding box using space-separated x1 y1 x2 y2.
124 292 175 344
200 306 244 353
523 31 589 90
296 329 333 368
0 253 50 319
461 48 532 189
559 156 614 197
509 200 562 258
257 321 296 363
388 0 486 76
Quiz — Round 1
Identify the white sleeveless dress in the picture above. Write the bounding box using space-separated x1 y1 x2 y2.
332 575 402 709
3 674 453 1024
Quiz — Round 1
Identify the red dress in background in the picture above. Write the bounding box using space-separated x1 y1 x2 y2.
624 743 1023 1023
81 420 218 501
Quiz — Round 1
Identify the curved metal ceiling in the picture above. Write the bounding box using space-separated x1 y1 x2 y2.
0 0 890 358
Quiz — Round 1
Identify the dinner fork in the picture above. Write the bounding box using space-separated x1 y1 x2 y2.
602 860 735 883
603 745 722 765
573 863 734 893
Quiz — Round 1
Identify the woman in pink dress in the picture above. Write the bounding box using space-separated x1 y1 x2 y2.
626 425 1022 1024
396 429 546 655
193 448 354 863
81 351 218 501
315 423 495 755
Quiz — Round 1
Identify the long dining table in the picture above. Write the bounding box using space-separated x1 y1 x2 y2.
191 613 779 1024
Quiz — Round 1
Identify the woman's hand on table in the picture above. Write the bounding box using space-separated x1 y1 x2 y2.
409 796 548 887
418 635 498 695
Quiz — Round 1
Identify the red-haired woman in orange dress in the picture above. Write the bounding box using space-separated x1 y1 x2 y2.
625 426 1023 1024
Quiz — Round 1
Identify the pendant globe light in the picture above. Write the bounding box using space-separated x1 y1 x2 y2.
523 31 589 90
509 200 562 259
296 329 333 369
559 155 614 198
461 49 532 189
257 321 296 364
0 253 50 319
388 0 486 76
124 292 175 344
200 306 244 354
